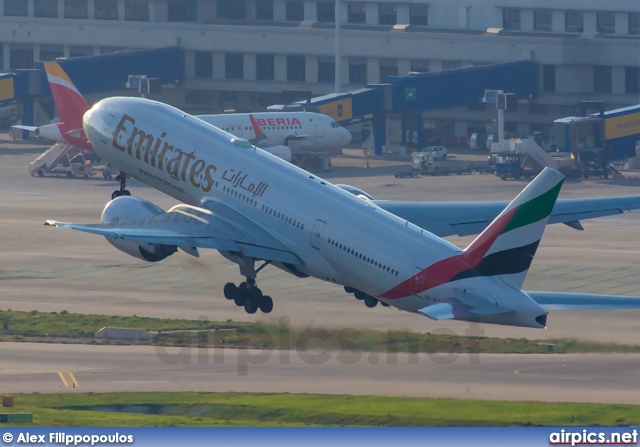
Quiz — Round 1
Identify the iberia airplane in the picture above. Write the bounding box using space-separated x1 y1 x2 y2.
45 96 640 328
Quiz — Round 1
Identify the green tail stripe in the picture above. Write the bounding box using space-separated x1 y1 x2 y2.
501 180 563 234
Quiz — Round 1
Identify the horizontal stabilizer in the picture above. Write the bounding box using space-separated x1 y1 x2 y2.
11 125 38 132
527 291 640 310
418 298 513 321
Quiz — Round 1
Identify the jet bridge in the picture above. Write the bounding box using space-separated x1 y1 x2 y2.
299 61 538 154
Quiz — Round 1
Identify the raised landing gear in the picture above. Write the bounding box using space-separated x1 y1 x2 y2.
111 173 131 200
224 278 273 314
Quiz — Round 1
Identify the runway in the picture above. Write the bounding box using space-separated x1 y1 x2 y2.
2 139 640 403
2 343 640 404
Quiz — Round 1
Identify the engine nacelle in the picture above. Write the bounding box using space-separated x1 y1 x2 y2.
262 145 292 162
34 123 64 141
101 196 177 262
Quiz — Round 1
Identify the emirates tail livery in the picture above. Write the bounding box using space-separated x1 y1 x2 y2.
12 62 91 150
45 96 640 328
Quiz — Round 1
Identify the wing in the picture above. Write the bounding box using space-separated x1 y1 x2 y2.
376 195 640 237
46 201 301 265
527 291 640 311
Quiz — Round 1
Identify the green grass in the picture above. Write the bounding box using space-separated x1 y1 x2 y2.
2 309 640 354
2 392 639 427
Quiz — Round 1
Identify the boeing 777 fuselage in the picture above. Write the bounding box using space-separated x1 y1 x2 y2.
82 97 550 328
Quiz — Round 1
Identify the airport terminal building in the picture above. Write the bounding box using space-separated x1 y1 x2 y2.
0 0 638 139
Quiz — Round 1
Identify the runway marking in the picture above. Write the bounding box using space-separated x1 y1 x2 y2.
545 266 596 280
514 365 591 381
57 372 79 388
587 273 640 293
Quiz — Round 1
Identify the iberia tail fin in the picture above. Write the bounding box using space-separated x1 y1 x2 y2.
462 168 564 289
43 62 90 131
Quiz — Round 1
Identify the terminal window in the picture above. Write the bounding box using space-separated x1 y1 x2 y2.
286 1 304 21
4 0 27 16
347 3 365 24
596 11 615 34
34 0 58 18
65 0 88 19
630 13 640 34
626 67 640 94
410 60 430 73
349 58 367 84
379 59 398 83
70 46 93 58
125 0 149 22
378 4 396 25
168 0 197 22
256 0 273 20
287 55 306 82
410 4 428 26
40 45 64 62
593 66 612 94
565 11 583 33
9 45 33 70
217 0 246 20
94 0 118 20
194 51 213 78
534 9 552 32
317 2 335 23
256 54 275 81
502 9 521 30
318 56 335 84
225 53 244 80
542 65 556 92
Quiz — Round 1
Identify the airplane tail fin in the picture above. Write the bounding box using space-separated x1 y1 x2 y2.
462 168 564 290
43 62 90 129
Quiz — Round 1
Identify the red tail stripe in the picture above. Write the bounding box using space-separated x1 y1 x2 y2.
380 206 518 300
249 114 265 137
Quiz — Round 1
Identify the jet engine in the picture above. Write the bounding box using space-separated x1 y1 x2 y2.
100 196 177 262
34 123 64 141
262 145 292 162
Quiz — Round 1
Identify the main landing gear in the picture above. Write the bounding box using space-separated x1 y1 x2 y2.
224 278 273 314
111 173 131 200
344 286 389 309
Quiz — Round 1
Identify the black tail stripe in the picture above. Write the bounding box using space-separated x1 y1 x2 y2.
450 241 541 282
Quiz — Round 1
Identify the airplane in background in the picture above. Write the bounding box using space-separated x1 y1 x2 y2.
11 62 91 150
45 96 640 329
196 111 352 161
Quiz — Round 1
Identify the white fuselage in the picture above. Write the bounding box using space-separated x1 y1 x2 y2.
83 97 546 328
196 111 351 153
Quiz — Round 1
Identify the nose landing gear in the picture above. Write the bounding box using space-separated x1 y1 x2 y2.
111 173 131 200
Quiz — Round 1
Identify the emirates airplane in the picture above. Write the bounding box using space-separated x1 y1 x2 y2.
45 96 640 328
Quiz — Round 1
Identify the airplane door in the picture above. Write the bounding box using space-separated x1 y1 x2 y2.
310 219 326 250
410 267 426 295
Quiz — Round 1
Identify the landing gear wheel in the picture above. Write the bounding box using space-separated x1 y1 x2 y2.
259 296 273 313
223 282 237 300
354 290 365 301
122 190 131 196
37 169 44 177
111 190 121 200
234 282 249 306
364 295 378 308
244 296 259 314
